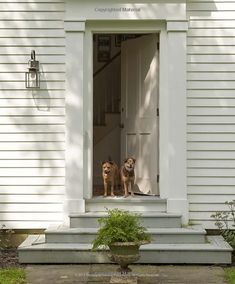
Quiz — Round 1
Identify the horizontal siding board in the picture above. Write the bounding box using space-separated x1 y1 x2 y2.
0 38 65 46
188 11 235 19
189 194 235 203
188 124 235 132
0 29 64 38
0 108 65 116
0 3 64 11
188 54 235 64
189 20 235 28
188 133 235 141
0 116 65 124
188 142 235 151
0 12 64 20
0 212 63 221
187 37 235 45
188 108 235 116
0 65 65 73
0 125 64 132
0 177 64 185
188 168 235 176
0 82 65 90
0 73 65 81
188 159 235 168
0 90 65 98
190 204 232 211
0 195 63 203
0 168 64 176
189 212 233 220
0 55 65 64
188 116 235 124
188 186 235 195
0 20 64 29
187 81 235 89
188 3 235 11
0 203 63 212
0 46 65 55
188 46 235 55
0 185 64 194
188 72 235 81
0 142 65 150
0 160 65 168
0 133 64 141
188 28 235 37
188 177 235 186
188 64 235 72
0 151 64 159
0 99 65 107
188 151 235 159
188 89 235 97
0 0 64 2
188 98 235 106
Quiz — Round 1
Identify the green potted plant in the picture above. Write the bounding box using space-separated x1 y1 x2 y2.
92 208 151 273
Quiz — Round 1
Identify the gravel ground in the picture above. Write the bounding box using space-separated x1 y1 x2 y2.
0 249 23 269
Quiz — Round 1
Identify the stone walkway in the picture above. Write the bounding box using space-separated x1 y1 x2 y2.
26 264 228 284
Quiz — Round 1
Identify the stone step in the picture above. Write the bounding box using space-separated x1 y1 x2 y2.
45 225 206 244
18 235 232 264
85 197 167 212
69 212 182 229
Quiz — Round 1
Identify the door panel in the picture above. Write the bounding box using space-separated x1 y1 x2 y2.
121 34 159 195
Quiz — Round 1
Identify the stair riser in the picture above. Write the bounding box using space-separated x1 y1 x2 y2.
46 233 206 244
86 203 166 212
19 250 231 264
70 217 182 229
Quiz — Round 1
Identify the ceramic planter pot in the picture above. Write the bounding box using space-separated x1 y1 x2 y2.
109 240 149 273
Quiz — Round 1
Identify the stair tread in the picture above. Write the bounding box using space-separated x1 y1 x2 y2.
45 225 206 235
69 212 182 218
19 235 232 252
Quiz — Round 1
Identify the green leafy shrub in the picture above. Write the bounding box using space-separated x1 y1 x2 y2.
211 200 235 250
92 209 151 250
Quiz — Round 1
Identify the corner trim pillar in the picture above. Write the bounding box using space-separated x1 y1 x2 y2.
166 20 189 225
64 20 86 224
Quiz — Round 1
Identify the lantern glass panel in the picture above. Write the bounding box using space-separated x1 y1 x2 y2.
25 71 40 89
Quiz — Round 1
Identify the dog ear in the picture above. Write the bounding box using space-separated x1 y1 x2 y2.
132 158 136 163
101 161 106 166
109 161 113 165
124 158 128 163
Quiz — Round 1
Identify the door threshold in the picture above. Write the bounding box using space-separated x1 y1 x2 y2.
86 196 165 202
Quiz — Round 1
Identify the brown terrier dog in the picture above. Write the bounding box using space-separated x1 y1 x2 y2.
102 161 119 197
121 157 136 197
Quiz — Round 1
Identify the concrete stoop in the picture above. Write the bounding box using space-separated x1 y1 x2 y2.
18 211 233 264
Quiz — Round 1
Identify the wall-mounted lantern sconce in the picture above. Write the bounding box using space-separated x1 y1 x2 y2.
25 50 40 89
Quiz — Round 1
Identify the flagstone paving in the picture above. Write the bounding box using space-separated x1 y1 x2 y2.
25 264 228 284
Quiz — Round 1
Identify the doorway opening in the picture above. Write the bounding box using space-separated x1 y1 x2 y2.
92 33 159 197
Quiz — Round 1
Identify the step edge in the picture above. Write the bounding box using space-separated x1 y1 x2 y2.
69 212 182 218
18 236 232 252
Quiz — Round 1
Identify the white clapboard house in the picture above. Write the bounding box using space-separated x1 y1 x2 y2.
0 0 234 263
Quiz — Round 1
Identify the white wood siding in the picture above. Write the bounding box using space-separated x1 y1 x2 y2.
187 0 235 228
0 0 65 229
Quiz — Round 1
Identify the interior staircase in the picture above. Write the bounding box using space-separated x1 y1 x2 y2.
18 198 232 264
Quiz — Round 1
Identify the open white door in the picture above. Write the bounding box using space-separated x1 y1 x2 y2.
121 34 159 195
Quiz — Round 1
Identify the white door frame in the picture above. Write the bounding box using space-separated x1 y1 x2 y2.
65 18 188 223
